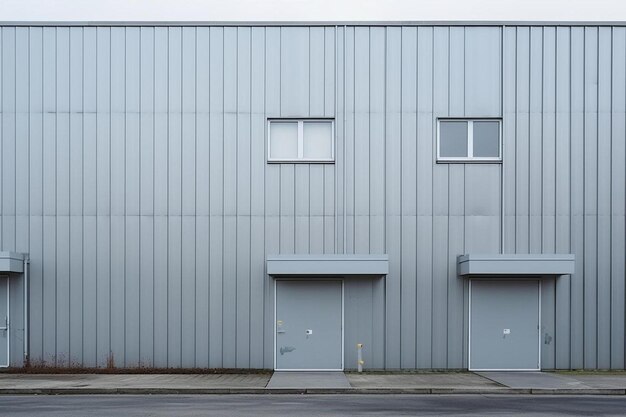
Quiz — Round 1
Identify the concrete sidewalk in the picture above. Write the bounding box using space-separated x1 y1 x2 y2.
0 371 625 395
0 374 272 394
268 372 352 389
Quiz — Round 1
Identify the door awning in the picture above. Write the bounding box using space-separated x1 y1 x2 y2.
457 254 575 276
0 252 26 274
267 254 389 276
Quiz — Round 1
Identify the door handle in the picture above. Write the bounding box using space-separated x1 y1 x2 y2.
276 320 286 333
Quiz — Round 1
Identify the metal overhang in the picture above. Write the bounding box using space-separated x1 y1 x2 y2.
267 254 389 276
457 254 575 276
0 252 26 274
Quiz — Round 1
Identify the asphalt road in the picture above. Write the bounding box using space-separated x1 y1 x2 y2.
2 394 626 416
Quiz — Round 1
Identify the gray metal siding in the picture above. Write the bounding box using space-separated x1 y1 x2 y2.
0 26 337 368
502 26 626 370
0 25 624 369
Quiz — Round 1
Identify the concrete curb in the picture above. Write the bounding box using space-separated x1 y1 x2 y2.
0 387 625 395
529 388 626 395
429 388 530 395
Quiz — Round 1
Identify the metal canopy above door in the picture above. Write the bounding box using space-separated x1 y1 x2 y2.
0 253 26 274
267 254 389 277
457 254 575 277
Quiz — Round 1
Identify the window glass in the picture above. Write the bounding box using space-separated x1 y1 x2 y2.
269 122 298 159
473 121 500 157
439 121 468 157
303 121 333 159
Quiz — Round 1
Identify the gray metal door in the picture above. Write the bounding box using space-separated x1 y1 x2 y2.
275 280 343 371
470 280 540 371
0 277 8 368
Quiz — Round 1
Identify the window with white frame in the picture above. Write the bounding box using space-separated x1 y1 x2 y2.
268 119 334 162
437 119 502 162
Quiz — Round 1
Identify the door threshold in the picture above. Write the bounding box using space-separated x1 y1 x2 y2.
471 369 541 372
274 369 344 372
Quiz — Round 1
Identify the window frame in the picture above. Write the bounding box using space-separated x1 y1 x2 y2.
436 118 502 163
267 118 335 163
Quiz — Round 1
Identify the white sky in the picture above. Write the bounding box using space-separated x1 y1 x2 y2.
1 0 625 22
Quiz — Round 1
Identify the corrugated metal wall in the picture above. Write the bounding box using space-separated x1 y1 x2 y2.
502 26 626 370
337 26 503 369
0 25 624 369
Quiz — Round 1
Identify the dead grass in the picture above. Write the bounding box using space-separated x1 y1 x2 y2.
1 357 270 375
1 367 271 374
554 369 626 376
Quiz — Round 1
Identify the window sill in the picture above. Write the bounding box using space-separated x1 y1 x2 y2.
267 160 336 164
436 159 502 164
